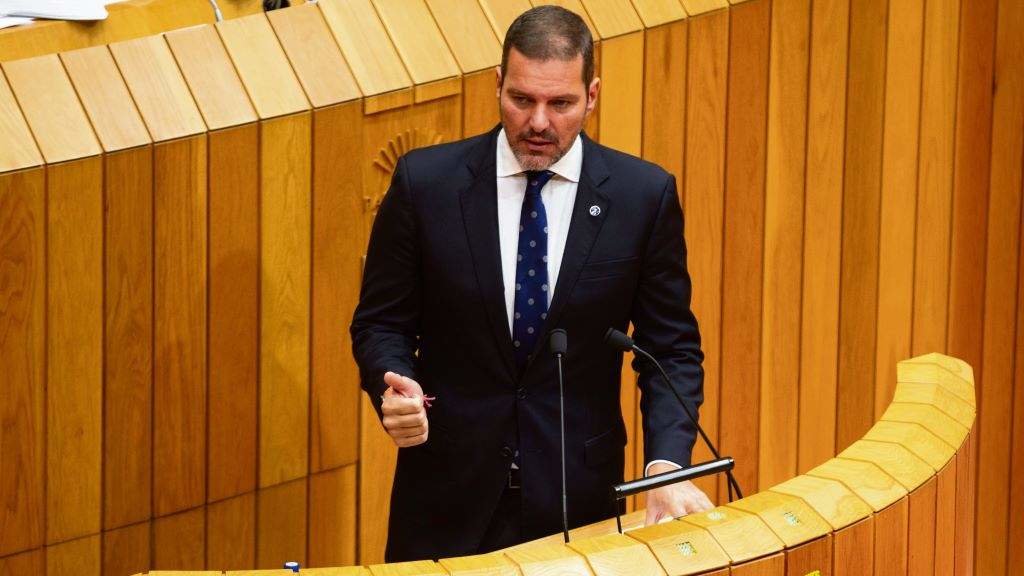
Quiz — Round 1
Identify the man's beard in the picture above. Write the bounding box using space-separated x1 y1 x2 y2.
510 128 576 171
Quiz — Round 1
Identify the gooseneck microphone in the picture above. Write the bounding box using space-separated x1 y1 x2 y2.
604 327 744 501
549 329 570 543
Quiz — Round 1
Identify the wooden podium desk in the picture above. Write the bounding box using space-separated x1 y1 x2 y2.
131 353 975 575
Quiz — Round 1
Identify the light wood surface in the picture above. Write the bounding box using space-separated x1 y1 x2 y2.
0 72 43 171
207 492 256 570
862 420 956 470
308 466 358 568
257 478 307 569
680 506 783 563
626 519 730 575
372 0 461 85
268 3 362 108
46 158 104 544
476 0 533 42
217 13 310 119
725 490 832 547
109 35 206 142
892 381 975 429
596 33 643 156
880 402 969 450
567 533 664 576
677 0 728 15
368 560 449 576
838 440 934 491
425 0 502 74
624 0 686 27
164 24 258 130
439 551 519 575
807 458 906 512
578 0 643 39
318 0 412 97
60 46 151 152
503 543 592 576
769 474 872 530
2 54 100 163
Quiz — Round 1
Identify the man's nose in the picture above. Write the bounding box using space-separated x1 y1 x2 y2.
528 106 549 132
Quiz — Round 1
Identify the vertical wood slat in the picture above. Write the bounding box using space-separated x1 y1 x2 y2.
103 148 154 529
683 8 729 503
832 518 873 576
101 521 150 576
0 549 44 576
720 0 769 497
911 0 960 357
311 101 364 472
257 478 308 569
641 20 687 184
874 0 924 420
207 125 260 502
153 507 206 571
0 170 45 556
934 461 956 575
1010 218 1024 571
597 33 644 157
153 136 208 516
308 465 358 568
836 0 888 451
759 0 809 491
260 114 313 487
976 0 1024 572
462 71 500 138
207 492 256 571
45 534 100 576
797 0 848 474
907 477 937 575
874 497 908 576
46 158 104 544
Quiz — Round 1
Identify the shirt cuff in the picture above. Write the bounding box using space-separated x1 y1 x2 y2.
644 459 682 477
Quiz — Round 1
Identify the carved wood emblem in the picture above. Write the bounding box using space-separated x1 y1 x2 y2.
365 129 445 216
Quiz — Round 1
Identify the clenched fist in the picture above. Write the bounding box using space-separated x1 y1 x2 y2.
381 371 430 448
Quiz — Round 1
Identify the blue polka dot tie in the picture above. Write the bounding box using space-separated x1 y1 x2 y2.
512 170 555 371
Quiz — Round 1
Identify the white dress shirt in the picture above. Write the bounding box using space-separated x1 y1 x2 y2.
494 129 677 478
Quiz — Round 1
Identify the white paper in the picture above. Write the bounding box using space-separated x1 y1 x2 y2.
0 0 108 21
0 15 32 28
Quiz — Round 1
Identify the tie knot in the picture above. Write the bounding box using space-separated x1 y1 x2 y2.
525 170 555 193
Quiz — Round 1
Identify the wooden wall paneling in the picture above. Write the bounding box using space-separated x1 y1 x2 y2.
59 46 152 152
259 113 313 487
1011 229 1024 571
873 498 908 576
678 0 728 16
586 42 600 142
310 100 363 472
108 35 207 142
476 0 533 43
102 521 150 576
579 0 644 39
257 478 308 569
933 461 955 575
427 0 502 74
946 0 997 387
906 477 936 575
102 147 155 529
832 517 873 576
797 0 848 473
317 0 413 111
152 135 209 516
597 32 644 156
953 429 975 575
527 0 599 37
153 507 206 571
0 69 43 172
641 19 687 184
1 54 101 163
309 465 358 568
463 71 500 138
45 157 104 544
0 549 43 576
720 0 769 498
206 124 261 501
45 535 99 576
217 13 310 119
784 535 831 576
681 8 728 503
629 0 687 28
373 0 462 104
621 359 637 511
728 552 785 576
164 24 259 131
359 97 462 564
835 0 887 451
910 0 960 357
759 0 809 491
207 492 256 571
977 0 1024 573
0 169 45 556
267 3 363 109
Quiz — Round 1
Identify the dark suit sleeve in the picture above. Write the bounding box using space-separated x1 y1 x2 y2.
630 174 705 467
350 156 421 420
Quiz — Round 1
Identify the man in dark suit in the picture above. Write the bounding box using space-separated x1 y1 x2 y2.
350 5 712 562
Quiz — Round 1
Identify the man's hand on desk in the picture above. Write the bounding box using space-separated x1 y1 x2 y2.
381 371 429 448
643 461 715 526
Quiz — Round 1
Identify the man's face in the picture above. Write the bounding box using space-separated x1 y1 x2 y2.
497 47 600 171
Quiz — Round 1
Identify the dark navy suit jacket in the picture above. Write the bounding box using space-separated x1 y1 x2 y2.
350 125 704 561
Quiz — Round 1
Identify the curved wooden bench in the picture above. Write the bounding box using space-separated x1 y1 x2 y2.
128 352 975 575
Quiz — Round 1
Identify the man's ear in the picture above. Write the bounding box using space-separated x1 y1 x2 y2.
495 65 503 98
585 77 601 116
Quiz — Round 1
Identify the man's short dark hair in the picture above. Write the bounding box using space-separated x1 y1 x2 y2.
501 5 595 87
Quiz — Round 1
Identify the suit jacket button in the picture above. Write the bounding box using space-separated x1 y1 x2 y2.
517 387 527 400
501 446 514 458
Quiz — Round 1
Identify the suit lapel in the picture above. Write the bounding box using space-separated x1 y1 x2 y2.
528 134 612 362
460 127 518 379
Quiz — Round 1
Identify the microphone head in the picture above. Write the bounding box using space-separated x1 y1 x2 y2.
603 328 634 351
549 329 568 355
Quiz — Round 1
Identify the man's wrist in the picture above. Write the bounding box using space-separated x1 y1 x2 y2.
645 459 682 477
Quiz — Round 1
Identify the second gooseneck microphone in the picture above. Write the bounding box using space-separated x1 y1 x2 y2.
549 329 570 543
604 327 744 501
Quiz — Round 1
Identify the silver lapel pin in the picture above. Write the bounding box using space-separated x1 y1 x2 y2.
589 205 601 217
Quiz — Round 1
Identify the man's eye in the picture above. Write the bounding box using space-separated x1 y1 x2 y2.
552 101 569 109
513 96 529 105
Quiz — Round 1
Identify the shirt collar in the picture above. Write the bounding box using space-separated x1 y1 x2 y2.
496 127 582 183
